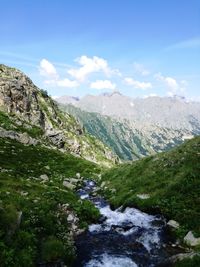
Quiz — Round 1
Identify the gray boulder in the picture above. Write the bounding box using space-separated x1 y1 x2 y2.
184 231 200 246
167 220 180 229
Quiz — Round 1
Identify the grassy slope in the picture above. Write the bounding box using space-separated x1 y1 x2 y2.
102 137 200 237
0 137 101 267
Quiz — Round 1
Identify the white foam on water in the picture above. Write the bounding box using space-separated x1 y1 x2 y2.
89 204 162 251
90 205 157 232
137 230 160 252
85 253 138 267
89 224 103 232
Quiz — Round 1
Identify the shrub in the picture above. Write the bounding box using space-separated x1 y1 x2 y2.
41 237 64 262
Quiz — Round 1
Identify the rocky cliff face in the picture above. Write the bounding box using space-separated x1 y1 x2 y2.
0 64 117 166
0 65 45 127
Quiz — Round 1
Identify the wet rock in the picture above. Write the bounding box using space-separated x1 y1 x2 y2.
121 221 134 231
169 252 199 264
99 215 107 223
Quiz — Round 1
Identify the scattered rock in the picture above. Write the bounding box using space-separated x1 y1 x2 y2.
63 180 76 190
136 193 150 199
67 214 75 223
20 191 28 196
40 174 49 182
69 178 80 184
45 165 50 170
100 181 106 188
0 127 39 146
46 129 65 148
76 172 81 179
169 252 199 264
167 220 180 229
184 231 200 246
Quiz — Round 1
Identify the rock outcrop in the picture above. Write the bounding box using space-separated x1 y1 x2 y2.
0 64 118 166
0 65 45 127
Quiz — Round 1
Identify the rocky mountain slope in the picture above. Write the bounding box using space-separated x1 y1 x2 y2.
57 93 200 160
0 64 117 166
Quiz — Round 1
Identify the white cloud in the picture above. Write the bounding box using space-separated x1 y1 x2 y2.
133 62 150 76
44 78 79 88
155 73 178 90
124 77 152 89
155 72 187 96
90 80 116 90
68 55 120 82
39 59 58 78
56 79 79 88
39 59 79 88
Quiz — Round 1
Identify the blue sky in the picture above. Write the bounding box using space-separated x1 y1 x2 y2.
0 0 200 99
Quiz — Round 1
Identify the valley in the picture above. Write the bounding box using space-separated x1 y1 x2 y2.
0 65 200 267
58 93 200 161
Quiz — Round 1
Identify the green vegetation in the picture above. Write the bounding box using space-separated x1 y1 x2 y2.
60 104 186 161
0 137 101 266
174 256 200 267
102 137 200 237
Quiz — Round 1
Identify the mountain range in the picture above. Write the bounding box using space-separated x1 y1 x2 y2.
57 93 200 160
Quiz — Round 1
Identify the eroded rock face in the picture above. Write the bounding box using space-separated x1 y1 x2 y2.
0 64 118 166
0 65 45 128
0 127 38 145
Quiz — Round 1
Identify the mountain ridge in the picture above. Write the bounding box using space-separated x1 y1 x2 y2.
0 64 118 166
56 93 200 129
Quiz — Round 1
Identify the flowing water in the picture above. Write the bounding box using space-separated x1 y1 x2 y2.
73 180 175 267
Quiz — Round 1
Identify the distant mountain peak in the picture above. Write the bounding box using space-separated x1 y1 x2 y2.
100 91 122 97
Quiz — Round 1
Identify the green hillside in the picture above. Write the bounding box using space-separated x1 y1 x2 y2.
0 137 101 267
60 104 192 161
101 136 200 237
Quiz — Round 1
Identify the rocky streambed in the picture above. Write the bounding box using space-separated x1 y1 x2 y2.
72 180 183 267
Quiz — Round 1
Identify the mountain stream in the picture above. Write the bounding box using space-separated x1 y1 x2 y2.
73 180 179 267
